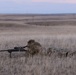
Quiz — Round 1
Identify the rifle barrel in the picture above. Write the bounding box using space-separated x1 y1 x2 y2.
0 49 28 52
0 50 8 52
0 47 28 58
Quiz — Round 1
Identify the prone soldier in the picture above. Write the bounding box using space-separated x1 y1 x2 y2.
26 39 43 56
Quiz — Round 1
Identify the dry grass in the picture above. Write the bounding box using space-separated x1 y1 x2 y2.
1 55 76 75
26 21 76 26
0 14 76 75
0 34 76 75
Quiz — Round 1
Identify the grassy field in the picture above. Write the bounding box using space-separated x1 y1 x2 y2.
0 14 76 75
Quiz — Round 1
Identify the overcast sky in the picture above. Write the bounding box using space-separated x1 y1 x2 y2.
0 0 76 14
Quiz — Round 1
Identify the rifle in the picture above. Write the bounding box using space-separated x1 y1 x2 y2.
0 46 28 58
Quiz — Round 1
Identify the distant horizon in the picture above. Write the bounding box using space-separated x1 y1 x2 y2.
0 13 76 15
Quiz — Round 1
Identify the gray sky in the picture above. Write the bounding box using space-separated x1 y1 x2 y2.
0 0 76 14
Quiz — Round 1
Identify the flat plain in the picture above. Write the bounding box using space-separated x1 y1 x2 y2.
0 14 76 75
